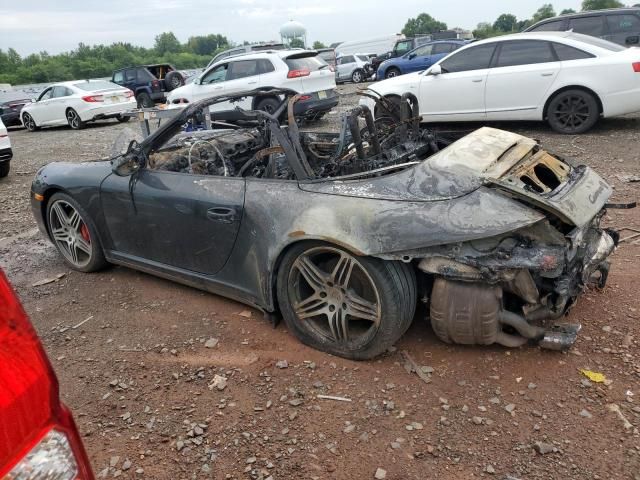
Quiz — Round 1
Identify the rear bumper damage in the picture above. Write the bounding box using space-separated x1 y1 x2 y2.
416 211 618 351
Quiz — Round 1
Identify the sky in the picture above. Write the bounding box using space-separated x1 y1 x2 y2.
1 0 586 56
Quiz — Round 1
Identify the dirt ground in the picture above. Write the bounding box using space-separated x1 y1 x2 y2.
1 83 640 480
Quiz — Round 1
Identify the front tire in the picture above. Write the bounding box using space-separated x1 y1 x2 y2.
46 192 107 272
22 112 39 132
0 161 9 178
547 89 599 134
116 114 131 123
277 242 416 360
66 108 85 130
256 97 281 115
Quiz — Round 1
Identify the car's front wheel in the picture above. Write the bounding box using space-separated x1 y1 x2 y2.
22 112 38 132
351 69 365 83
116 114 130 123
66 109 85 130
277 242 416 360
46 192 107 272
547 89 599 134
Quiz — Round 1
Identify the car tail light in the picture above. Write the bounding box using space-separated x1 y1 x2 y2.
81 95 103 103
298 95 312 101
151 80 160 89
287 68 311 78
329 65 336 72
633 62 640 73
0 269 94 479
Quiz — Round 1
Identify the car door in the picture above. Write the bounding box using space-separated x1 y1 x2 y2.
29 87 55 125
418 42 497 121
100 168 245 276
405 44 434 73
221 60 261 110
485 40 560 121
337 55 355 81
604 12 640 46
48 86 74 125
195 63 230 110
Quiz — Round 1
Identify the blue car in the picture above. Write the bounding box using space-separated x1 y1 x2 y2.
377 40 467 79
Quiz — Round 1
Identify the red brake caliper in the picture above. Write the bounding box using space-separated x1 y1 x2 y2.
80 223 91 243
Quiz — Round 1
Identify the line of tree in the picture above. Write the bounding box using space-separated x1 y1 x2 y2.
0 32 230 85
400 1 633 40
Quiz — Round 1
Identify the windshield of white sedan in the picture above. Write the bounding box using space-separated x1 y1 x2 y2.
74 81 121 91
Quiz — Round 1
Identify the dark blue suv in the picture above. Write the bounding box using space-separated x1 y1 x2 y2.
112 64 184 108
376 40 467 79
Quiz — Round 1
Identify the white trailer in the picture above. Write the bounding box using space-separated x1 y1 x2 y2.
335 34 404 57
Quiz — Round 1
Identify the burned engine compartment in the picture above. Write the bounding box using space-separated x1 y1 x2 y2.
149 92 460 180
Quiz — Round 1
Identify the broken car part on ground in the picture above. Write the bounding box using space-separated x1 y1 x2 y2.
30 88 626 359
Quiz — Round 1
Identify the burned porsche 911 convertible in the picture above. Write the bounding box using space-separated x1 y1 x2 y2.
31 88 622 359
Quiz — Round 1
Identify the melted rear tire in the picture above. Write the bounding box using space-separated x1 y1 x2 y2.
0 161 9 178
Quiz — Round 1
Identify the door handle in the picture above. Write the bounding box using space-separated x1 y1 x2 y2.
207 207 236 223
213 86 223 90
247 80 258 84
541 72 554 77
471 79 483 83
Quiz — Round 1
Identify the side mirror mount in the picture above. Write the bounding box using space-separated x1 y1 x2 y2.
428 64 442 76
409 53 417 60
31 98 36 103
193 76 202 85
112 140 143 176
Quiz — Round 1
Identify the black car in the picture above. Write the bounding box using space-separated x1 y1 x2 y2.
30 89 618 359
111 64 184 107
526 7 640 46
0 99 31 127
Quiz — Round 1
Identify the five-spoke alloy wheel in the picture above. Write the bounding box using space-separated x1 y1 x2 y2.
22 112 38 132
46 193 107 272
278 243 416 359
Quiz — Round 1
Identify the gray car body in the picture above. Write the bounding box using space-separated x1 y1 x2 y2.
30 89 610 315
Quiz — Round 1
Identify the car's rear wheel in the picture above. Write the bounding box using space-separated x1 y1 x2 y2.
0 161 9 178
351 69 365 83
46 193 107 272
66 109 85 130
547 89 599 134
385 67 401 79
22 112 38 132
137 92 154 108
116 114 130 123
277 242 416 360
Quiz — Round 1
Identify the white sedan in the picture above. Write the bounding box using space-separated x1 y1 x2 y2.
21 80 135 131
360 32 640 134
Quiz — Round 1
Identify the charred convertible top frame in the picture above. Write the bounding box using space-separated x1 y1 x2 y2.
30 87 628 359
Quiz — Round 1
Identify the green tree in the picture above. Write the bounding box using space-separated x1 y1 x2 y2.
560 8 577 14
154 32 181 55
289 38 305 48
312 41 327 49
473 22 499 39
402 13 447 37
582 0 624 10
186 34 229 56
532 4 556 23
493 13 518 32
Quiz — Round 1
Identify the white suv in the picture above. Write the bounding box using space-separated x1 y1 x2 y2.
0 117 12 178
167 50 338 120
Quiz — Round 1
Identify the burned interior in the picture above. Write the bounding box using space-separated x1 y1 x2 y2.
147 89 458 181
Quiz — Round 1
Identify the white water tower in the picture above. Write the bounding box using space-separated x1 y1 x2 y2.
280 20 307 47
